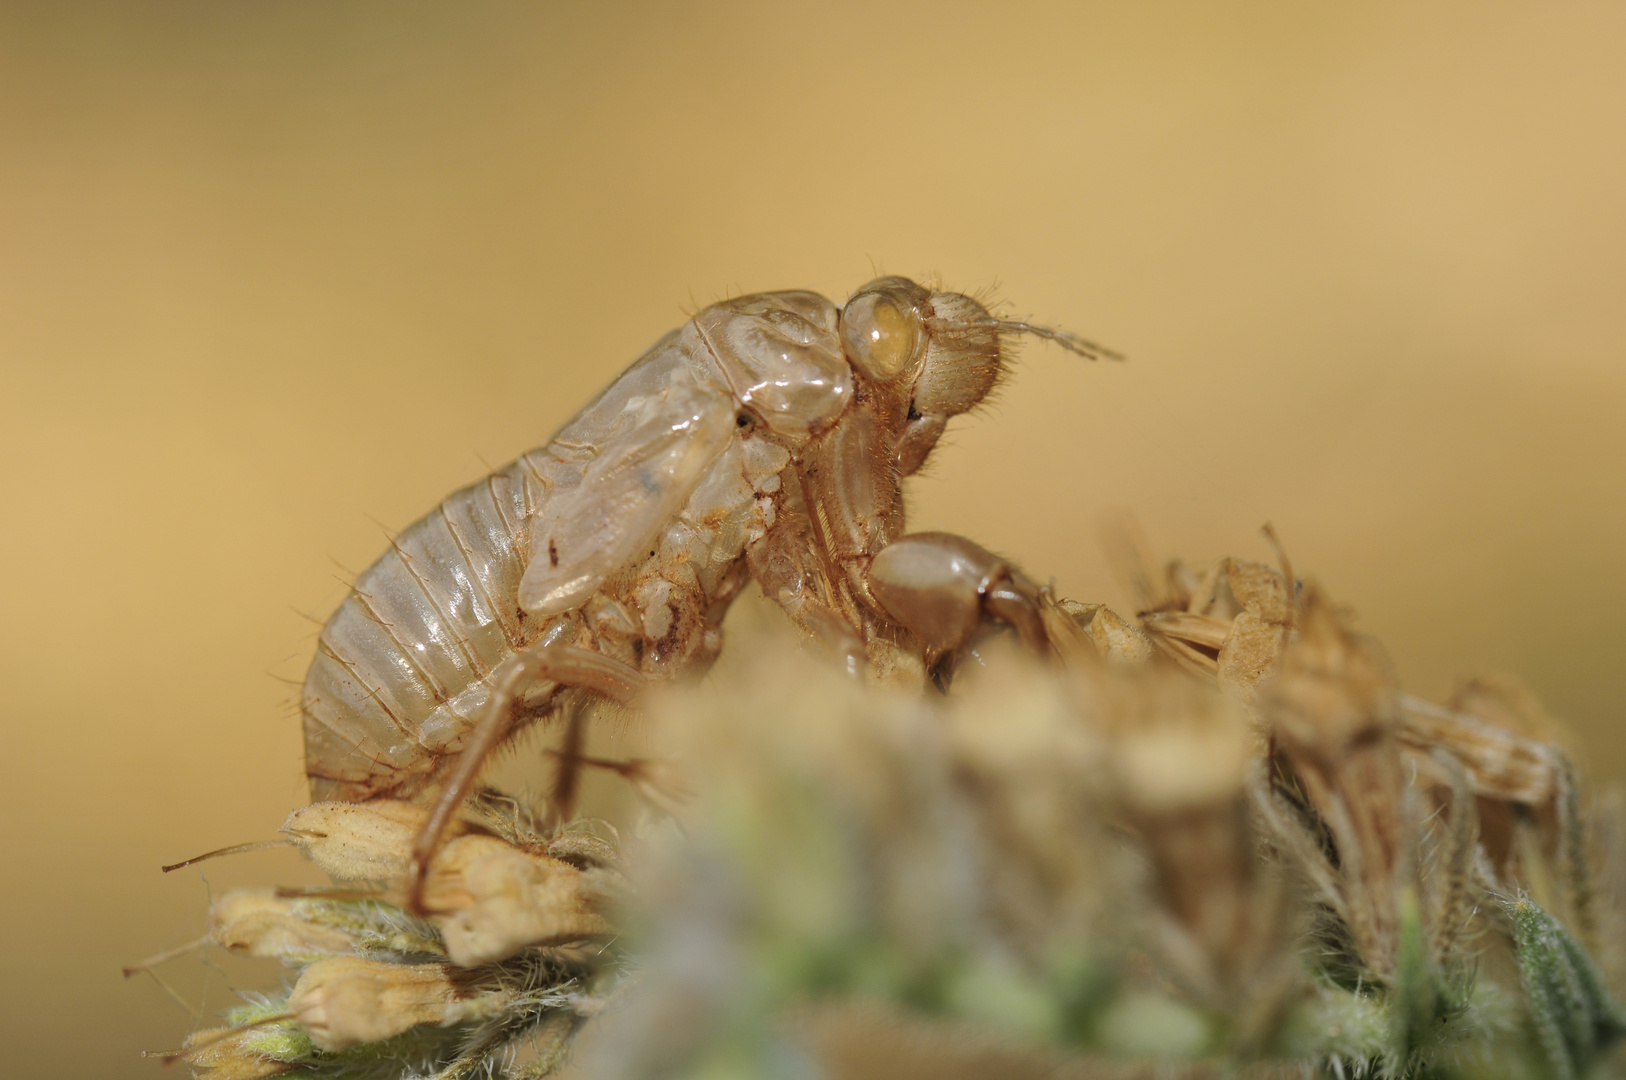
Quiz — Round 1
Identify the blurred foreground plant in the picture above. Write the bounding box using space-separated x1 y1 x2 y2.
137 551 1626 1079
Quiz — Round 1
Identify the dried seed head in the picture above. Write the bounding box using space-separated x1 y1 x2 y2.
283 800 460 884
1267 585 1398 758
281 799 623 967
1142 609 1232 677
1043 597 1154 668
1263 584 1410 978
211 890 357 963
1398 695 1559 806
545 818 622 869
411 833 620 967
1089 672 1295 1019
285 956 498 1053
1224 557 1294 624
1451 673 1565 746
943 661 1117 958
1215 558 1294 700
177 1026 295 1079
1397 685 1583 932
150 540 1626 1078
1137 555 1295 702
1092 673 1256 813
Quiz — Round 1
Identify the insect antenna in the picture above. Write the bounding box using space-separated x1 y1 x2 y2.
161 838 294 873
988 318 1125 362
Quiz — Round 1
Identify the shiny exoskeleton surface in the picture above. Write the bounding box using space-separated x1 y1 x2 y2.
300 276 1112 907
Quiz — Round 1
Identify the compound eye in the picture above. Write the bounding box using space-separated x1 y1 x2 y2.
840 292 922 382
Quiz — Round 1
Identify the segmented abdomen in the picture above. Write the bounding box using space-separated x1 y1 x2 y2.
302 457 542 802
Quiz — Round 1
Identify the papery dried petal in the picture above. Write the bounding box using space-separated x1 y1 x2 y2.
1451 674 1564 745
1398 696 1557 806
1142 611 1229 676
1264 585 1408 977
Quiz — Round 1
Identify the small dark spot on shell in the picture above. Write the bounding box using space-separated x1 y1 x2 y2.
548 540 560 567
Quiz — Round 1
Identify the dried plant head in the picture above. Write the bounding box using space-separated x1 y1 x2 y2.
1041 595 1154 668
142 543 1626 1080
1086 669 1257 814
1137 555 1294 705
1261 583 1411 979
1266 584 1398 758
1085 669 1298 1027
1450 672 1572 752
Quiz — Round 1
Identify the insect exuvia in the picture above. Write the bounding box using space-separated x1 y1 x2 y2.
300 276 1117 907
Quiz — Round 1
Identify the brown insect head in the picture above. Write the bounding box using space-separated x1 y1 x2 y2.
840 276 1119 476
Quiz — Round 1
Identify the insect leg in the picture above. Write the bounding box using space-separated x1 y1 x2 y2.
405 641 645 913
865 531 1053 661
547 700 587 827
794 599 868 676
745 473 868 674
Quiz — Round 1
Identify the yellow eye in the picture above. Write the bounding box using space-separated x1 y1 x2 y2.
840 292 921 381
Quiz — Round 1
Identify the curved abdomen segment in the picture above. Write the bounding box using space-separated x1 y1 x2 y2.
302 457 544 802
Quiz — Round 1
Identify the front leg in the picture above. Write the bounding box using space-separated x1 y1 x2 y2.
791 403 1051 674
865 531 1052 669
748 457 871 674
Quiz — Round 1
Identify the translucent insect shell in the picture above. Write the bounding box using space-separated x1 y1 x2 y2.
302 277 1106 805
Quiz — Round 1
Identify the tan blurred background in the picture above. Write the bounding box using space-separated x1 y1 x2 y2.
2 1 1623 1075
